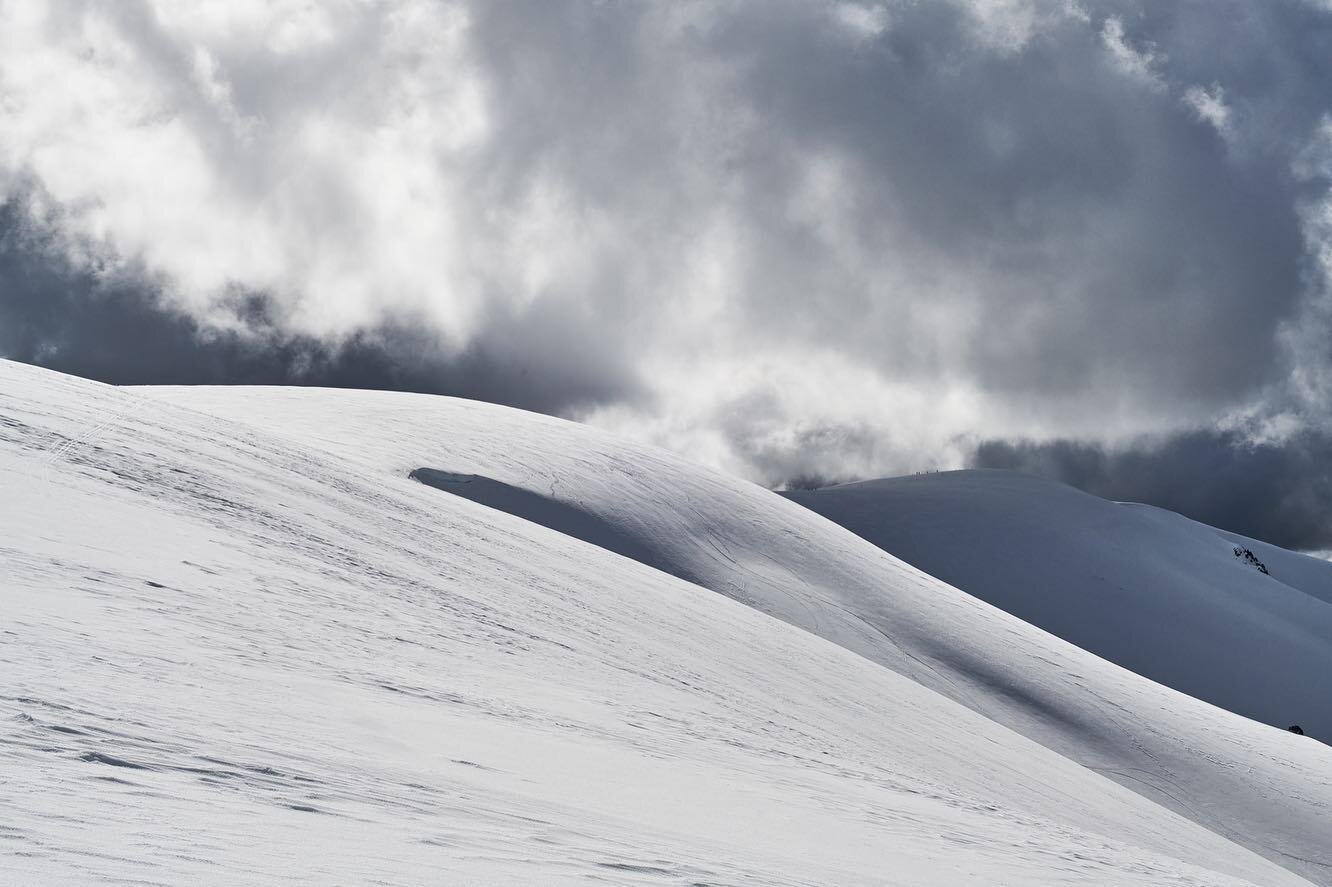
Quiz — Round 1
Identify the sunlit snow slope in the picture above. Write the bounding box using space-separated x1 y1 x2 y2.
782 471 1332 741
145 381 1332 884
5 366 1306 885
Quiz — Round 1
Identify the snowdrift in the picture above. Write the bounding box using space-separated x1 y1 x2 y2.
143 380 1332 883
782 471 1332 740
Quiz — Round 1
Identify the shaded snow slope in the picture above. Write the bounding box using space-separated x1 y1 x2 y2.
1214 525 1332 608
782 470 1332 740
148 383 1332 884
407 468 678 580
1 362 1304 885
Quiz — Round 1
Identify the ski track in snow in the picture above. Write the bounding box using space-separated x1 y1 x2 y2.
0 360 1326 885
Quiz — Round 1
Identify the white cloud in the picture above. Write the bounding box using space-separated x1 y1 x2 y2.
1101 16 1162 87
1183 83 1232 136
830 3 890 41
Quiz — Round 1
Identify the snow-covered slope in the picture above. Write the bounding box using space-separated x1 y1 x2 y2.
1215 525 1332 608
5 362 1308 885
781 470 1332 740
140 381 1332 884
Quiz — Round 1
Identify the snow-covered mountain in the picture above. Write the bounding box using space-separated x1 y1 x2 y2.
3 360 1330 885
782 470 1332 740
150 378 1332 882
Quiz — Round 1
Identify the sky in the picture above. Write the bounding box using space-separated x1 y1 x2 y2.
2 0 1331 549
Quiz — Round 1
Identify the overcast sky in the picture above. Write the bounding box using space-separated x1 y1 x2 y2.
2 1 1331 547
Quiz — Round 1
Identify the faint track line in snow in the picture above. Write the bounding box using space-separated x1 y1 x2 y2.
1086 766 1205 824
38 387 153 487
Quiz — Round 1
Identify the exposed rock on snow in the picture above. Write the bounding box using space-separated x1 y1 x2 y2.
1233 545 1271 575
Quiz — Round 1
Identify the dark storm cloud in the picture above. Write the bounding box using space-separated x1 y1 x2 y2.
0 199 637 414
393 0 1332 421
458 0 1322 407
971 430 1332 551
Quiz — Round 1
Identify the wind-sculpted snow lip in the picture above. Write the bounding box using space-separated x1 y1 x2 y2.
408 468 688 584
149 382 1332 884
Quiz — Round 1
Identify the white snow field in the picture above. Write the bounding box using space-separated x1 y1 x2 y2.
0 361 1321 885
782 471 1332 741
139 375 1332 884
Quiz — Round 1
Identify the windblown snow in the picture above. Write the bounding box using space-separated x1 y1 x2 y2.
2 360 1330 885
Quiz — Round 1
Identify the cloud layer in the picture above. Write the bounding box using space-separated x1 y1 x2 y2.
3 0 1332 538
973 430 1332 550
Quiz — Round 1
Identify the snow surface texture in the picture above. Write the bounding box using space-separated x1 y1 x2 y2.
137 378 1332 884
782 471 1332 740
0 360 1325 884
